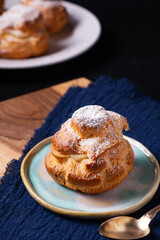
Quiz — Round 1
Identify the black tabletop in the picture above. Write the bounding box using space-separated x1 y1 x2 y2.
1 0 160 101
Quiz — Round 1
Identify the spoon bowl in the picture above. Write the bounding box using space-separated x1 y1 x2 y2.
99 216 150 239
99 205 160 239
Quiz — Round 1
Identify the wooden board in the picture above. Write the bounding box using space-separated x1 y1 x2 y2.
0 77 91 177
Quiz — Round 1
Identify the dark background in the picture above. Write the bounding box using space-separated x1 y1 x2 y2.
1 0 160 101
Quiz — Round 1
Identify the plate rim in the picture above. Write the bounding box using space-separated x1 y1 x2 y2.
21 136 160 218
0 1 101 69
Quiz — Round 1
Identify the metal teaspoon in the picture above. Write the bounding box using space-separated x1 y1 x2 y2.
99 205 160 239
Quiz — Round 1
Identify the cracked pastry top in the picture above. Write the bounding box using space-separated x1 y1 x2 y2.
45 105 134 194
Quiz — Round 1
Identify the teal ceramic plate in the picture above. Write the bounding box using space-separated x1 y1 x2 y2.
21 136 160 218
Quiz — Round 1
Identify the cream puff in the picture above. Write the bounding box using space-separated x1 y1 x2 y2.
0 4 49 59
21 0 68 35
45 105 134 194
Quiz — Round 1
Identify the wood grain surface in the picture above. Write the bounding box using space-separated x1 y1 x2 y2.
0 77 90 177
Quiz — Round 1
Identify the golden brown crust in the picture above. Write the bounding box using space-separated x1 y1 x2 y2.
45 105 134 194
0 4 49 59
21 0 68 35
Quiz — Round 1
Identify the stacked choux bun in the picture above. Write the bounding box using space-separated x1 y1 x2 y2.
0 4 49 59
21 0 68 35
0 0 68 59
45 105 134 194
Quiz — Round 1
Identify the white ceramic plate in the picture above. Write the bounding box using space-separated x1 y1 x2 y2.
0 0 101 69
21 136 160 218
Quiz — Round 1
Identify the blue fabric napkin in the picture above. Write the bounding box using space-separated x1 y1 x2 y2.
0 76 160 240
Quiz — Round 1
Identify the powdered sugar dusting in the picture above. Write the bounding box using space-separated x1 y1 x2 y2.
0 4 41 30
79 134 122 159
61 118 81 144
53 118 80 151
52 105 129 159
26 0 61 9
72 105 108 129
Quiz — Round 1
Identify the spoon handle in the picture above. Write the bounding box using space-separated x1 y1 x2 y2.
141 205 160 222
